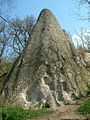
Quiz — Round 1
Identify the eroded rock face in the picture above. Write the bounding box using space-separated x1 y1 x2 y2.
1 9 90 108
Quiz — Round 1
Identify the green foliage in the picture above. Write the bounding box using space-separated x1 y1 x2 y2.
42 103 50 108
73 93 81 100
77 100 90 115
0 61 12 72
73 92 82 100
0 106 53 120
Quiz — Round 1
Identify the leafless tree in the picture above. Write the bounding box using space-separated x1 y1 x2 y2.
78 0 90 5
0 15 35 59
0 21 9 62
0 0 14 15
9 16 35 54
73 27 90 52
0 0 15 30
73 0 90 21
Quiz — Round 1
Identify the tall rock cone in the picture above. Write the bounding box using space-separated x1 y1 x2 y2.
1 9 90 108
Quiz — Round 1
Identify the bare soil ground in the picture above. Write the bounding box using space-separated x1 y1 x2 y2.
28 97 90 120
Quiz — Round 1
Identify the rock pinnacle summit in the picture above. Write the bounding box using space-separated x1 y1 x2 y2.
1 9 90 108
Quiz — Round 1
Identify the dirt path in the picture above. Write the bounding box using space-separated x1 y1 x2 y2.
28 97 90 120
31 105 85 120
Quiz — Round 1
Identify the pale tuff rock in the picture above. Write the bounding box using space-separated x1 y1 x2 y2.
1 9 90 109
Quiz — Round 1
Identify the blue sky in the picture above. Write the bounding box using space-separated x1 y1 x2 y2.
11 0 89 34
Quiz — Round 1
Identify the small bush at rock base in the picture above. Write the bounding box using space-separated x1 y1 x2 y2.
77 100 90 115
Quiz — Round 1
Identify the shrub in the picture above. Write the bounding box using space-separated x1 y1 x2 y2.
77 100 90 115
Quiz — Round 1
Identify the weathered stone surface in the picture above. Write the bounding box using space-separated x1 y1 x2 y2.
1 9 90 108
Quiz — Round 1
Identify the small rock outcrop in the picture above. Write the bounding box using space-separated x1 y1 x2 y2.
1 9 90 108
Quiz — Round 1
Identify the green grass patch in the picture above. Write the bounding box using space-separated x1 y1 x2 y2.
0 106 53 120
77 100 90 115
